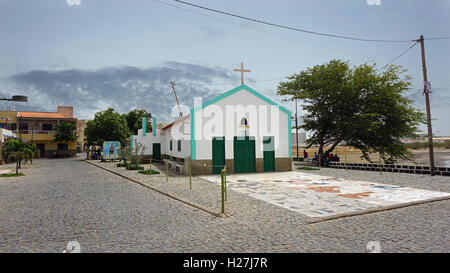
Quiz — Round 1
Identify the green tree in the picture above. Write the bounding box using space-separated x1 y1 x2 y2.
277 60 425 163
54 122 77 142
123 109 152 135
85 108 130 146
4 140 27 174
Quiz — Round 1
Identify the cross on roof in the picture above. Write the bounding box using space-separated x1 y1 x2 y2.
233 62 251 85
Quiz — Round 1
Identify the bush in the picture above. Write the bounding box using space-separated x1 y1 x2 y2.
126 165 144 171
138 169 160 175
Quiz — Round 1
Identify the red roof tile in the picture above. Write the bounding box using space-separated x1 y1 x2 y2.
17 112 77 119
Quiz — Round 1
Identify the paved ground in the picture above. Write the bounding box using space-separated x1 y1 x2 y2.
0 158 449 252
0 162 16 174
201 171 450 218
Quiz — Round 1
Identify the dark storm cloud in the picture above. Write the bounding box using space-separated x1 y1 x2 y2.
9 62 240 122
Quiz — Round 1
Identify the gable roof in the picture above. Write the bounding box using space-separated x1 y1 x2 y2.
192 84 291 116
160 114 190 131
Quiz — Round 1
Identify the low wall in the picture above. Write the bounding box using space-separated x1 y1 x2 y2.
327 161 450 176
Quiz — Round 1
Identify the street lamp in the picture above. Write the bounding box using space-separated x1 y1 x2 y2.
0 95 28 102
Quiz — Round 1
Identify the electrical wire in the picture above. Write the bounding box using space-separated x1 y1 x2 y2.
424 37 450 40
149 0 371 57
382 41 419 69
174 0 417 43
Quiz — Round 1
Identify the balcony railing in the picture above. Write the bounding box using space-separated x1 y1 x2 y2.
19 130 57 135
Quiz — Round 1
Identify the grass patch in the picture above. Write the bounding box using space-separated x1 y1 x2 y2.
297 166 320 171
138 169 160 175
0 173 25 177
126 166 144 171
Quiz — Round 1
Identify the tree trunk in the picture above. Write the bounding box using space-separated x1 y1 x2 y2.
16 159 19 175
325 140 342 157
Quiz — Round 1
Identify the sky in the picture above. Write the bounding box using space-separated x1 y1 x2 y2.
0 0 449 135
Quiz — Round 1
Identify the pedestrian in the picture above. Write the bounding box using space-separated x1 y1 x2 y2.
303 149 308 158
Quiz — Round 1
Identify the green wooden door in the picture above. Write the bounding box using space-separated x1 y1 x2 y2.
233 136 256 173
212 137 225 174
152 143 161 161
263 136 275 172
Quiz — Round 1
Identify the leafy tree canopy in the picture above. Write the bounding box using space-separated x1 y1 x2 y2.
277 60 425 163
54 121 77 142
122 109 152 135
85 108 130 146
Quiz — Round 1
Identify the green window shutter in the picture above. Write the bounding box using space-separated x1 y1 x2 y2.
177 140 181 152
170 140 172 151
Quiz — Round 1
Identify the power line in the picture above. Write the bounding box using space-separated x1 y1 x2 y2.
424 37 450 40
382 41 419 69
174 0 416 43
149 0 369 57
153 0 431 64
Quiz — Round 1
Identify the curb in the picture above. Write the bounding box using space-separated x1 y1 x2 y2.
306 195 450 224
84 160 226 218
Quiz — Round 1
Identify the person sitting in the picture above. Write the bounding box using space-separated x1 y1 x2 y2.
303 149 308 158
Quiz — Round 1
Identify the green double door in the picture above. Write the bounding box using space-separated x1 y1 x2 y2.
263 136 275 172
233 136 256 173
152 143 161 161
212 137 226 174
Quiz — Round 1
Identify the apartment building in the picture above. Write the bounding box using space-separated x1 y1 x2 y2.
0 106 78 158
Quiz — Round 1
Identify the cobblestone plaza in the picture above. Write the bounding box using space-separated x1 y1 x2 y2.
0 158 449 252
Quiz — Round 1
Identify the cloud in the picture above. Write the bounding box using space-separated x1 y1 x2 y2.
7 62 241 122
199 26 227 40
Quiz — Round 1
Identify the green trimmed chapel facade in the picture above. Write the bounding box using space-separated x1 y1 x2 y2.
132 84 292 175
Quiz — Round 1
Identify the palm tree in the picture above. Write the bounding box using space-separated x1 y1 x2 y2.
24 143 39 164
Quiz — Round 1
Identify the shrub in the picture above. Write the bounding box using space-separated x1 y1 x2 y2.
138 169 160 175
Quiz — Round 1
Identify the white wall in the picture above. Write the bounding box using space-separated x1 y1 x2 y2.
133 116 191 159
193 88 290 160
164 117 191 159
132 128 161 155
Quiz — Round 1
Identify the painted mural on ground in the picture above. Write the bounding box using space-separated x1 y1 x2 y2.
200 171 450 218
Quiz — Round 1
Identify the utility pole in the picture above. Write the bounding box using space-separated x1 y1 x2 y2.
419 35 435 176
295 98 299 163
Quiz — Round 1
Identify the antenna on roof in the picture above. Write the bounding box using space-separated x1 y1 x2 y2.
170 81 183 118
